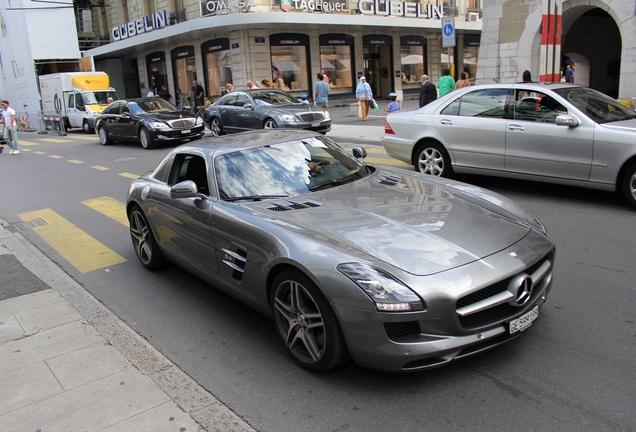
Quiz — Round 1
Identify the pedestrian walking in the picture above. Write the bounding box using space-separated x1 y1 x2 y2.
454 72 471 89
437 68 455 97
355 76 374 121
191 80 205 114
419 74 437 108
247 80 260 89
1 100 20 154
314 73 330 109
158 85 172 102
298 94 310 104
221 83 233 95
522 70 532 82
146 87 156 97
565 59 575 83
176 88 189 111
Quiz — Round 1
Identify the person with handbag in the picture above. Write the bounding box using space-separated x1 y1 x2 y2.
355 76 374 121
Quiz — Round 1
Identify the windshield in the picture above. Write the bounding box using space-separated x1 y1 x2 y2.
214 136 370 201
131 98 177 114
553 87 636 124
82 91 120 105
253 91 298 106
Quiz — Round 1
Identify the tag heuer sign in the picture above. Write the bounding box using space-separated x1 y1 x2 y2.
281 0 291 12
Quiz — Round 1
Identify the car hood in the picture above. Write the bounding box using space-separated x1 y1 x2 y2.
248 172 532 275
142 111 196 121
601 118 636 131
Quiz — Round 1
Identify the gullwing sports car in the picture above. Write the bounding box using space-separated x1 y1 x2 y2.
126 130 556 372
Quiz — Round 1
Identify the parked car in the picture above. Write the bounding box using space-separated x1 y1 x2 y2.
382 83 636 208
126 129 555 373
202 89 331 136
95 98 204 149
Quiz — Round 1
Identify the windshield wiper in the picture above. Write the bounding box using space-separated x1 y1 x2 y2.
309 175 357 191
224 194 289 202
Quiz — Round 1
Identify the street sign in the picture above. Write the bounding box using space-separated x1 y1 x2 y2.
442 16 456 48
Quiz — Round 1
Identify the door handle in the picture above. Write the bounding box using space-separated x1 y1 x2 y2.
440 119 453 125
508 124 524 131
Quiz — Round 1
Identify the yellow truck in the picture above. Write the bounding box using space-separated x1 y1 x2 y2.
39 72 119 133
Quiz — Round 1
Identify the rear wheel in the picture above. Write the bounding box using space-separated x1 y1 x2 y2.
414 141 453 178
263 119 278 130
97 126 112 145
209 118 222 137
128 205 167 270
271 270 349 372
620 160 636 209
139 127 154 149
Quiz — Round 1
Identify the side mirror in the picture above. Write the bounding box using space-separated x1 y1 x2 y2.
243 103 254 109
352 146 367 161
555 114 579 127
170 180 201 199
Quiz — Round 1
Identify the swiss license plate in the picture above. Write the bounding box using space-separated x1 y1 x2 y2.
311 122 319 127
509 306 539 334
181 129 191 134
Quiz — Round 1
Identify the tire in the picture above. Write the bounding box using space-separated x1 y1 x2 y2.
128 205 168 270
271 270 349 372
263 119 278 130
139 127 154 149
82 120 94 134
414 141 453 178
209 117 222 137
620 160 636 209
97 126 112 145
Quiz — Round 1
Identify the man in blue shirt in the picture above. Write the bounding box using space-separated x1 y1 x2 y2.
314 73 330 110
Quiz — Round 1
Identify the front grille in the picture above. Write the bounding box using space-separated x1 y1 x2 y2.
384 321 421 341
299 113 325 122
456 252 554 329
167 118 196 128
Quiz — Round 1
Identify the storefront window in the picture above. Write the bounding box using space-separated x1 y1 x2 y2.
172 46 197 102
146 52 167 95
319 34 354 96
400 36 426 91
463 34 480 84
269 34 309 93
202 39 233 98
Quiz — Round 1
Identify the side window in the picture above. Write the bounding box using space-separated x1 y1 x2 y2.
68 94 75 109
171 154 209 195
235 93 251 107
440 97 461 115
514 89 542 121
75 94 85 111
457 89 507 118
535 95 567 124
217 94 235 106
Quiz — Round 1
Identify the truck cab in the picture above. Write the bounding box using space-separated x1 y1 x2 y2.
66 89 118 133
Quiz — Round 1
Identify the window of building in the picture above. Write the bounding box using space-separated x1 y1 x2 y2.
146 52 167 95
319 34 353 96
145 0 157 15
400 36 426 91
121 0 129 23
202 39 232 98
171 46 197 102
269 34 310 93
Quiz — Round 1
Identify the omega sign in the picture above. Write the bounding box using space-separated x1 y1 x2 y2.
111 11 168 41
357 0 443 18
205 0 256 13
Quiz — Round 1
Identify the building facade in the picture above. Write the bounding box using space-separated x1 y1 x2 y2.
84 0 483 103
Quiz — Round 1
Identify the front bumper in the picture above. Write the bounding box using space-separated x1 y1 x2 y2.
280 121 332 134
148 126 205 141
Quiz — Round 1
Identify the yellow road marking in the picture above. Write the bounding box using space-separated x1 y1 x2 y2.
82 196 128 227
91 165 110 171
49 155 64 159
38 138 72 143
119 172 140 179
15 140 38 146
68 135 98 140
34 151 47 155
18 208 126 273
364 157 411 167
68 159 84 164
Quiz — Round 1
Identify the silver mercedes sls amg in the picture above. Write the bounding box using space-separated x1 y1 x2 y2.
126 130 556 372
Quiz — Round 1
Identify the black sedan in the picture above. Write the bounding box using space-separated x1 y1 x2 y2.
95 98 205 149
202 89 331 137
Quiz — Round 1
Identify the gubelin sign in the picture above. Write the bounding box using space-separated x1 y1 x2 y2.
357 0 443 18
111 11 168 41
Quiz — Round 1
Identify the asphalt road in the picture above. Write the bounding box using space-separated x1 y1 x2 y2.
1 127 635 432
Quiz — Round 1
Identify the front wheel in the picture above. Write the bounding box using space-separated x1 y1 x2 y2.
209 117 222 137
98 126 112 145
128 205 168 270
271 270 349 372
82 120 94 134
263 119 278 130
139 127 154 149
620 160 636 209
415 142 453 178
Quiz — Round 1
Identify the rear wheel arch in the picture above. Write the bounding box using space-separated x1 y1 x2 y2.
412 139 454 178
617 156 636 209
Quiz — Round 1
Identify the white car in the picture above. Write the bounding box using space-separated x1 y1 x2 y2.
382 83 636 208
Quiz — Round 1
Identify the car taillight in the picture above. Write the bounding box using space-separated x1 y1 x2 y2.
384 120 394 134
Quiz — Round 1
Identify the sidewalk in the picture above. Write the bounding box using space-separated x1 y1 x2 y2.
0 221 255 432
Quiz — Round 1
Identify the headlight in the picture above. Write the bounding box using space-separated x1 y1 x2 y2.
196 117 204 126
148 121 169 129
338 263 424 312
277 113 298 123
324 110 331 120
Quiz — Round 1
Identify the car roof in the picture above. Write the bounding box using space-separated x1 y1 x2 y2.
177 130 323 157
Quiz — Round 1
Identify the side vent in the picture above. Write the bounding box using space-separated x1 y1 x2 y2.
267 200 322 212
376 174 402 186
222 247 247 281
